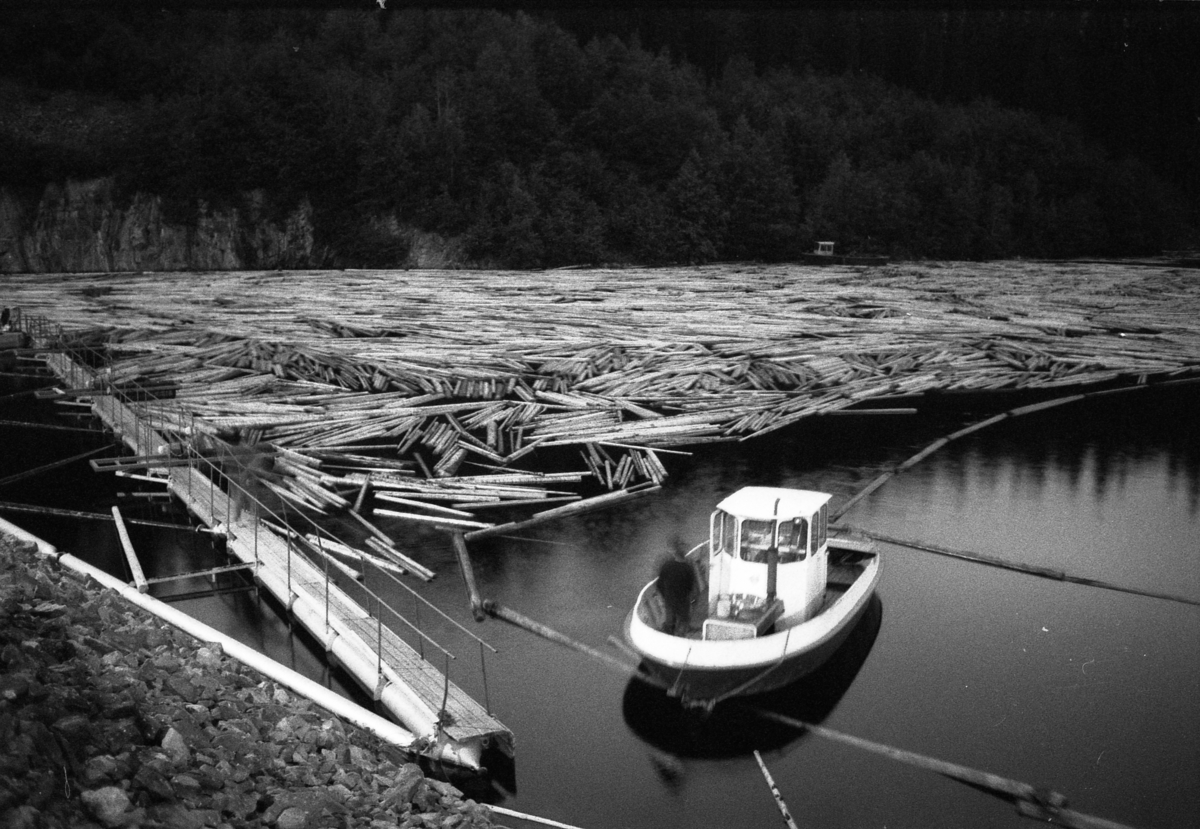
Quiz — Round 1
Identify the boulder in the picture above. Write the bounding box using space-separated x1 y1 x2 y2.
81 786 132 828
275 805 309 829
161 726 191 764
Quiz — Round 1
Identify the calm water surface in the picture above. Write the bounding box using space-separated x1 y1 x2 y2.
4 376 1197 829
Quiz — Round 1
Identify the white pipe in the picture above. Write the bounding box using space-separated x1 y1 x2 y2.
0 515 56 554
483 804 588 829
0 515 480 767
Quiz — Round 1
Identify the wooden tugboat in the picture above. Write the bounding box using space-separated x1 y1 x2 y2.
625 486 879 706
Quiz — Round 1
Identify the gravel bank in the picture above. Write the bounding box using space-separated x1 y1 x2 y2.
0 530 500 829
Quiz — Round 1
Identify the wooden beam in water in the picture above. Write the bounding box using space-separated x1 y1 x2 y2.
90 455 195 471
0 418 99 434
111 506 147 593
855 528 1200 608
0 445 111 487
144 561 255 586
753 750 800 829
481 599 645 679
750 709 1140 829
0 500 215 532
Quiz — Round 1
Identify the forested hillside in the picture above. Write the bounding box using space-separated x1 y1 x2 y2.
1 6 1193 269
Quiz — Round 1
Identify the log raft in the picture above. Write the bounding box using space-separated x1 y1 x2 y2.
6 262 1199 523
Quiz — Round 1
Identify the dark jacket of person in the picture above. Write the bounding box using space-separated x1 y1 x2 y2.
657 556 696 635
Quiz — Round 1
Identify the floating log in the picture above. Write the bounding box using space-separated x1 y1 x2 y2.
362 537 436 582
373 508 493 531
300 533 406 577
374 492 478 519
450 532 485 622
464 483 661 542
293 534 362 581
351 473 371 514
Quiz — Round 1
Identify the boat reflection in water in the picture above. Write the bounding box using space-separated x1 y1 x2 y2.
621 593 881 764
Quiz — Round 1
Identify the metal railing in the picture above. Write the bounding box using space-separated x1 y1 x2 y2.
19 312 496 714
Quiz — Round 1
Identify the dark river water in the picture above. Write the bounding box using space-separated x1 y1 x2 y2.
3 369 1197 829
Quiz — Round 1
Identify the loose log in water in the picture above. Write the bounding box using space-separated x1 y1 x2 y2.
464 483 661 542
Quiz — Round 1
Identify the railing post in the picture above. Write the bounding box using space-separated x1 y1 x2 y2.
440 653 451 722
414 598 424 659
253 494 259 567
480 641 491 714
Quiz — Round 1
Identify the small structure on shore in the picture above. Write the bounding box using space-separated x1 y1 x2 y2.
801 241 889 266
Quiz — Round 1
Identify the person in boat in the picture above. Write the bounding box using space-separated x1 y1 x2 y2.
656 541 696 636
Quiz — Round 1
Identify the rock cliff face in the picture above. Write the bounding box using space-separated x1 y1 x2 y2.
0 179 317 273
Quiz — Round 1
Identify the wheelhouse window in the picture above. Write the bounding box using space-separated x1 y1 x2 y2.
817 504 828 549
740 519 775 562
777 518 808 562
712 510 737 555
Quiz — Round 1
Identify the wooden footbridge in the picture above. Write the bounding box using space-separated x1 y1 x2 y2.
33 343 512 771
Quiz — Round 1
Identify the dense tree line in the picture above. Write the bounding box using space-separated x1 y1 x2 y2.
552 5 1200 204
0 7 1192 267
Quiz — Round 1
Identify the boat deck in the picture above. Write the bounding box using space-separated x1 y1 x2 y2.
637 554 864 640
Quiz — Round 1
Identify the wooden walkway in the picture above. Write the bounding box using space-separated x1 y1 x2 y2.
40 350 512 770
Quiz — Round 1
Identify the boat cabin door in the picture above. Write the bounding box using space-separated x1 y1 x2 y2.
708 504 829 620
774 506 828 620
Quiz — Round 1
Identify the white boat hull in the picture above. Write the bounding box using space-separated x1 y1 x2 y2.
625 553 880 703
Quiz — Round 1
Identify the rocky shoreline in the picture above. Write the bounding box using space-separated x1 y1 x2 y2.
0 531 500 829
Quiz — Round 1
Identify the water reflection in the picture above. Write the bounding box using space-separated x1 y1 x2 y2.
622 595 882 761
920 390 1200 519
